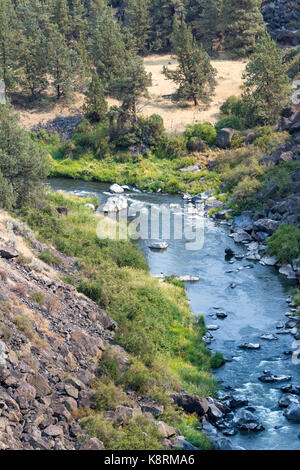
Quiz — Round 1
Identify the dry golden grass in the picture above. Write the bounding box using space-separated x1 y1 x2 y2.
17 55 246 135
140 54 247 133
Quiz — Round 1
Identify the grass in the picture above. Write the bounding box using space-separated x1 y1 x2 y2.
38 249 62 266
19 191 216 449
267 225 300 264
49 154 222 196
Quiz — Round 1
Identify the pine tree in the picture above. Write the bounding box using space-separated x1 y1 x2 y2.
0 102 49 208
110 56 151 122
122 0 151 55
163 22 217 106
221 0 265 57
149 0 186 52
51 0 70 37
0 0 18 90
83 72 108 121
18 0 49 98
242 33 292 125
70 0 87 40
187 0 223 54
88 1 128 87
47 26 81 99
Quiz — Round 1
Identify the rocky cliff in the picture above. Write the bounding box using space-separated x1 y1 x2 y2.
0 211 121 449
261 0 300 46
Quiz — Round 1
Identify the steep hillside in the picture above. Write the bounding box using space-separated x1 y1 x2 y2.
0 211 117 450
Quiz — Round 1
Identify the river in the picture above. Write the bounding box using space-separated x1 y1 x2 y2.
48 178 300 450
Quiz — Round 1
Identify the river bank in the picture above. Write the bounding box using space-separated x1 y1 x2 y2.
47 178 300 450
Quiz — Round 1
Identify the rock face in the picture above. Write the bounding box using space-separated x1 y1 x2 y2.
261 0 300 46
0 213 120 450
171 393 209 417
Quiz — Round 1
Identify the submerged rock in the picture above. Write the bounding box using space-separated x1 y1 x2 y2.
239 343 261 350
149 242 168 250
258 371 292 383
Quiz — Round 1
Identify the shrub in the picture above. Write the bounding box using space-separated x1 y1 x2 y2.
11 283 26 296
99 357 121 382
13 315 35 340
81 414 163 450
215 115 242 133
220 96 243 117
184 122 217 146
137 114 165 148
16 254 32 265
164 276 185 289
267 225 300 263
92 380 127 411
78 280 109 308
233 176 262 200
122 361 150 395
157 135 187 160
112 415 163 450
30 292 45 306
210 352 226 369
38 249 62 266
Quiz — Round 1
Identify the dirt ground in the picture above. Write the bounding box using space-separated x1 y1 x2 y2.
141 54 247 133
18 54 247 135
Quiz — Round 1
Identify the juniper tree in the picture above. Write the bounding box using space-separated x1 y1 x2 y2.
47 26 81 99
0 0 18 90
51 0 70 37
243 33 292 125
163 23 217 106
149 0 186 52
110 56 151 122
83 72 108 121
0 102 49 208
18 1 49 98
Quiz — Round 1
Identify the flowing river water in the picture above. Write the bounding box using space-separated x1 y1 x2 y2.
48 178 300 450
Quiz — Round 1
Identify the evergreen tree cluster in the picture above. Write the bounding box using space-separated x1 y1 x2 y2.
0 0 148 102
116 0 265 57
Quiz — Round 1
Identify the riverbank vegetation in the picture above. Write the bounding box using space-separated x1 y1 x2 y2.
19 191 216 449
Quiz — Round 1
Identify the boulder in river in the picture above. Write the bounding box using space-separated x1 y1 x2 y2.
278 394 300 408
281 385 300 395
260 334 278 341
110 184 124 194
206 325 219 331
149 242 168 250
179 275 200 282
216 311 228 319
233 408 264 432
100 196 128 213
239 343 261 350
283 403 300 423
258 371 292 383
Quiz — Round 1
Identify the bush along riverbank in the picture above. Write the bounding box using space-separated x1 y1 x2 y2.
15 191 234 450
42 103 300 282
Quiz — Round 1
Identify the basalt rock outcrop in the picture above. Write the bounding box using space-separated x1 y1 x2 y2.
261 0 300 46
